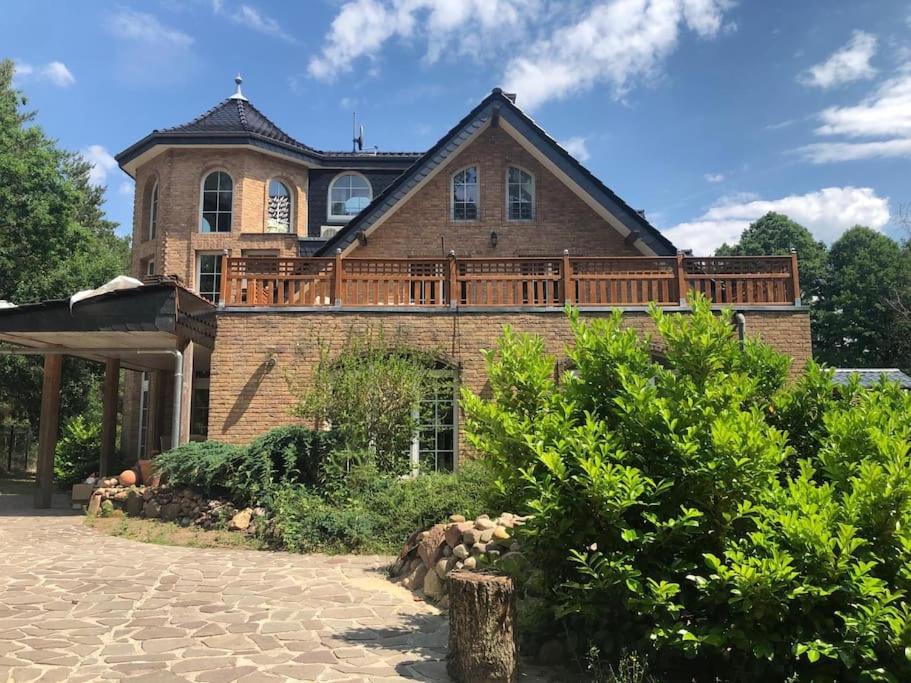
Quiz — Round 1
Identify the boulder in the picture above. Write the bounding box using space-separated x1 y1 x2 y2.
475 517 497 531
479 528 494 543
434 557 450 580
448 514 466 523
126 490 143 517
462 528 481 546
160 502 180 522
401 563 428 591
452 544 470 560
143 499 161 519
493 526 510 541
423 567 444 601
87 493 102 516
228 508 253 531
417 523 447 569
462 557 477 570
445 521 473 548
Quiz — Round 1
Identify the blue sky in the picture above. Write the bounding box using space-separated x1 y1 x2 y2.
3 0 909 253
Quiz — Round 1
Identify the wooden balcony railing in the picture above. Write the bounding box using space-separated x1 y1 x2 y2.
219 252 801 308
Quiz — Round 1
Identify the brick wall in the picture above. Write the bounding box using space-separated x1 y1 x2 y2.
206 308 813 462
349 126 641 259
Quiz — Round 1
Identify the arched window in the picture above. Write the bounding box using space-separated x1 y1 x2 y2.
507 166 534 220
328 173 372 221
148 180 159 240
451 166 478 221
267 179 292 232
200 171 233 233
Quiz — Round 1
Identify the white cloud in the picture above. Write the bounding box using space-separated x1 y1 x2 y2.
502 0 733 108
13 60 75 87
105 10 196 84
107 9 193 47
81 145 118 187
665 187 890 253
798 70 911 163
119 181 135 196
214 2 296 43
799 31 877 89
704 172 725 183
559 136 591 162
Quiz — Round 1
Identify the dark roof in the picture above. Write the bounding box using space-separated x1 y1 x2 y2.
316 88 677 256
116 96 421 171
832 368 911 389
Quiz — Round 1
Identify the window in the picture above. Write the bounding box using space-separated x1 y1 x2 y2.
411 370 456 473
148 180 159 239
190 380 210 439
138 372 150 458
200 171 233 233
507 167 534 220
146 259 155 277
452 166 478 221
197 253 223 304
266 179 292 233
328 173 372 221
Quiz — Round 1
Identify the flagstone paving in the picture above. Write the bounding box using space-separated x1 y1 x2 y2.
0 504 454 681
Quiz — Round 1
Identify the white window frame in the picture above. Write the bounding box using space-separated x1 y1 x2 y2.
138 372 150 458
146 259 155 277
327 172 372 222
451 165 480 222
506 165 535 221
266 178 294 233
410 368 458 474
148 180 159 240
199 170 234 233
195 251 224 304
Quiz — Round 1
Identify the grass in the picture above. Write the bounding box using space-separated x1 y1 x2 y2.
85 513 267 551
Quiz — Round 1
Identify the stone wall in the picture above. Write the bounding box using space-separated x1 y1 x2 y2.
207 307 813 461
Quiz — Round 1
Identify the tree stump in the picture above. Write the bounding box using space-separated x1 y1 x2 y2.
447 570 518 683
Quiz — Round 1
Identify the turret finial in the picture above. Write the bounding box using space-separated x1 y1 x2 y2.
230 73 248 101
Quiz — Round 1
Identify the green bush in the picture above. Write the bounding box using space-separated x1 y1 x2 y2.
462 294 911 681
54 414 102 485
152 441 243 497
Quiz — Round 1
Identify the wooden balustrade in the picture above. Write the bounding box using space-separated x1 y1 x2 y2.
220 253 799 308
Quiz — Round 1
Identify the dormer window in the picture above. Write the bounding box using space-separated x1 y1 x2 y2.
328 173 372 221
452 166 478 221
267 179 292 233
200 171 233 233
148 180 159 240
507 167 534 220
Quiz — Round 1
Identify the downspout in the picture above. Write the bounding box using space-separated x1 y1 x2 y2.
733 312 747 347
137 349 184 450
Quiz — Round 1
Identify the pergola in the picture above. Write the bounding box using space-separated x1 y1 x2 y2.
0 282 216 507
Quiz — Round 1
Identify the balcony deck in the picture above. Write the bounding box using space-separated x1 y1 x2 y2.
219 252 801 310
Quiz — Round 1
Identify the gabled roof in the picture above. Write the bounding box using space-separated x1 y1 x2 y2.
832 368 911 389
316 88 676 256
116 81 421 174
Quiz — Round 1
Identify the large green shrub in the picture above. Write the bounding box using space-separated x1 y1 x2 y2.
54 414 102 485
462 295 911 681
152 441 243 497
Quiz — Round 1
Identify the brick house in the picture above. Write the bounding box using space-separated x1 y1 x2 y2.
0 78 812 497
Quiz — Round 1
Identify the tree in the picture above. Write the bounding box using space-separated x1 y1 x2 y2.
716 212 828 301
0 59 130 429
815 226 906 369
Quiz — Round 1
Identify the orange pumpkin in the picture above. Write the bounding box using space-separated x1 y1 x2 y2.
118 469 137 487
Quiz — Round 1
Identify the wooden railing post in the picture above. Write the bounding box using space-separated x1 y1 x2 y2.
562 249 573 305
333 248 344 306
790 248 801 306
448 250 458 308
676 251 688 306
219 251 229 306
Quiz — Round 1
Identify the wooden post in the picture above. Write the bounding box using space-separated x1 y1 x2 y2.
219 253 229 306
333 248 344 306
35 354 63 509
561 249 573 305
178 342 195 445
448 250 458 308
7 425 13 471
447 571 518 683
100 358 120 476
790 248 801 306
676 251 688 306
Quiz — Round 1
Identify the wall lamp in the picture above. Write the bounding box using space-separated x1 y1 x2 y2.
489 231 498 248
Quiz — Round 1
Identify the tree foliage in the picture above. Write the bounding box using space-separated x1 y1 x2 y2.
463 296 911 681
0 59 130 426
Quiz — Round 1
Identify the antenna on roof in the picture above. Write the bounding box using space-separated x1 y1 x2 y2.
352 113 364 152
230 73 247 101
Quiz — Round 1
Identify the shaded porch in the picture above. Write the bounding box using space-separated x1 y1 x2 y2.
0 281 216 508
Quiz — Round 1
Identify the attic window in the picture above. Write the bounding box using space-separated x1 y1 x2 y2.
267 179 292 233
452 166 478 221
328 173 372 221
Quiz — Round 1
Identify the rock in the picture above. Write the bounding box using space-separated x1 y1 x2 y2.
538 639 566 666
423 567 444 601
160 502 180 522
493 526 510 541
143 500 161 519
418 523 448 569
442 545 452 557
434 558 449 580
475 517 497 531
462 528 481 545
401 563 428 591
229 509 253 531
452 544 470 560
445 522 473 548
471 542 488 557
126 490 143 517
113 490 128 502
462 557 477 570
479 528 494 543
87 493 101 516
438 595 450 609
448 514 466 523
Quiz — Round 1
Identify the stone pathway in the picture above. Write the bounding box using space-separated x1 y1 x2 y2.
0 499 451 681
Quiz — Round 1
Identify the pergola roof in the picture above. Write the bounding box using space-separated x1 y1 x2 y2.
0 282 216 372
